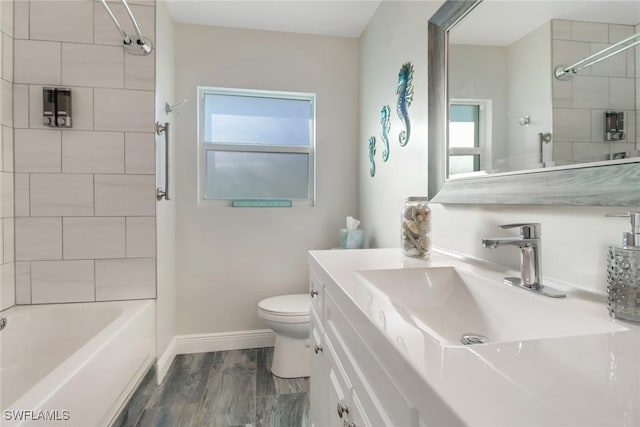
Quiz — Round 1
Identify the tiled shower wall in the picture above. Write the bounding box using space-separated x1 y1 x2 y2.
552 19 638 165
11 0 156 304
1 0 15 311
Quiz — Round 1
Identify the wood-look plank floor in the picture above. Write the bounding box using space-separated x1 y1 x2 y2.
135 348 309 427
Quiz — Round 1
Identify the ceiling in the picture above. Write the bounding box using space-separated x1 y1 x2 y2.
450 0 640 46
165 0 382 38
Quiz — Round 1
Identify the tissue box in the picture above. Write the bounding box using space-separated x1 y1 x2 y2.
339 229 364 249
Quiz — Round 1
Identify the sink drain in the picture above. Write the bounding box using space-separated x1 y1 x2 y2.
461 333 489 345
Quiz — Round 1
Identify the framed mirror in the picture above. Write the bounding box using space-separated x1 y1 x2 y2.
428 0 640 205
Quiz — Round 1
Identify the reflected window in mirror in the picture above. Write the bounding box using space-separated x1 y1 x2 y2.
448 100 492 176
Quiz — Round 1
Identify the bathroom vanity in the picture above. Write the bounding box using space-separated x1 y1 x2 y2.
308 248 640 426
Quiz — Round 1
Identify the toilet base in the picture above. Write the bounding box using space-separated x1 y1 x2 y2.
270 334 310 378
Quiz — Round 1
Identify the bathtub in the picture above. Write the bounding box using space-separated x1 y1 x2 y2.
1 300 155 427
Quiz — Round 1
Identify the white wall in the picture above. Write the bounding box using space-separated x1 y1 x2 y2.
154 0 177 365
358 1 434 249
506 22 553 170
174 25 359 334
360 1 634 296
448 44 508 170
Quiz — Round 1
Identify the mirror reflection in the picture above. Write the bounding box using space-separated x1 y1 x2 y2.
447 1 640 178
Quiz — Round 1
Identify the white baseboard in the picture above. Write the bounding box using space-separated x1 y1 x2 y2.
175 329 276 355
157 337 177 384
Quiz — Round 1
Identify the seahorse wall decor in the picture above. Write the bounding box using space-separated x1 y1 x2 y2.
380 105 391 162
368 136 376 177
396 62 414 147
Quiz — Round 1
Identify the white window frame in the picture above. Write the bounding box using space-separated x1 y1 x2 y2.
448 98 493 176
197 86 316 207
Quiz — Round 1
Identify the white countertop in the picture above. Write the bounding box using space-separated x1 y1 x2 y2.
308 248 640 427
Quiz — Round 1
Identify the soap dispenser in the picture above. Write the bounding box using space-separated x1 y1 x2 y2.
606 213 640 323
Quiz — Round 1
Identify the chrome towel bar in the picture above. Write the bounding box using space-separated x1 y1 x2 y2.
156 122 170 201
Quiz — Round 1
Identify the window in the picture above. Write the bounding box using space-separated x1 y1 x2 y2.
198 87 315 205
448 99 491 176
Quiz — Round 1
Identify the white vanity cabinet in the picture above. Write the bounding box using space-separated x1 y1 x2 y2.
309 266 420 427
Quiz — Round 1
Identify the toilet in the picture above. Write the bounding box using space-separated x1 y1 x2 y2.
257 294 310 378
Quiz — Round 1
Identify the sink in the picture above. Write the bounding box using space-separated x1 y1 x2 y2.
354 267 626 346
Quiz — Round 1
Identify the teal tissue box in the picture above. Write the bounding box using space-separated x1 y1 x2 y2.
339 229 364 249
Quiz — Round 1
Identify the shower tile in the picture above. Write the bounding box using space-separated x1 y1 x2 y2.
13 0 28 40
609 24 634 44
14 40 61 85
15 261 31 305
0 0 13 38
3 34 13 82
552 40 591 75
94 89 154 132
29 85 94 131
554 109 591 142
95 258 156 301
125 50 155 90
1 171 13 219
94 3 155 47
3 127 13 172
62 131 125 173
15 217 62 261
63 217 126 260
552 20 571 40
30 0 93 43
1 80 12 127
30 174 94 217
571 21 608 43
591 110 606 143
94 174 155 216
14 173 29 217
0 263 15 311
13 84 29 129
125 217 155 258
14 129 62 173
609 78 635 110
3 217 13 263
589 42 626 78
31 260 94 303
61 43 124 88
125 132 155 174
572 76 609 109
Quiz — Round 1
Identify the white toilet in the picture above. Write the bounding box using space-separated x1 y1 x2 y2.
257 294 310 378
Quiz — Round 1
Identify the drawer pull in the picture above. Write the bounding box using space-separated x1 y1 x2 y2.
314 345 323 354
337 402 350 418
310 289 319 297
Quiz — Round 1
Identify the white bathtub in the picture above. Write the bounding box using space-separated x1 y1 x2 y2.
0 300 155 427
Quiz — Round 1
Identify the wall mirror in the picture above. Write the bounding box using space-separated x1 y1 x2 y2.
428 0 640 205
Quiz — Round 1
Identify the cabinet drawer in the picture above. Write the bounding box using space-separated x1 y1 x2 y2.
325 292 417 427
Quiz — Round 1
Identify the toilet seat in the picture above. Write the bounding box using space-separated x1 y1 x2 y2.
258 294 310 323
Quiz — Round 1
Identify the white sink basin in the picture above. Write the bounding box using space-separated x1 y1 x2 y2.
354 267 626 346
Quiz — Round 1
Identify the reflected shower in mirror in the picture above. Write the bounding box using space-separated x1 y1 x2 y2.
446 1 639 179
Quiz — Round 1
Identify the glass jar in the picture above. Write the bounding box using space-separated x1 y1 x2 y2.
401 197 431 258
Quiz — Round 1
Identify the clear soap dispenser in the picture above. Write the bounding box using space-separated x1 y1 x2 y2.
606 213 640 323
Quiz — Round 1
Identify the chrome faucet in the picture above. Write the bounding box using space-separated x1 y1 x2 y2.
482 223 565 298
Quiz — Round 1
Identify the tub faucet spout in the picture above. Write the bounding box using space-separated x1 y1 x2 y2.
482 223 565 298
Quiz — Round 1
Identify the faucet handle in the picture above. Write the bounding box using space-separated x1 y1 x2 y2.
498 223 541 239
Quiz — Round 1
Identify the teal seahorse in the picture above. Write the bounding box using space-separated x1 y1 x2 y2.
368 136 376 177
396 62 414 147
380 105 391 162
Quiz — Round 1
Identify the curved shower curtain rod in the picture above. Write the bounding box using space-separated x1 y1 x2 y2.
100 0 153 55
554 31 640 80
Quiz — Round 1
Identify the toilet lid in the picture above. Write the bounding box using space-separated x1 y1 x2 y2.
258 294 309 316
